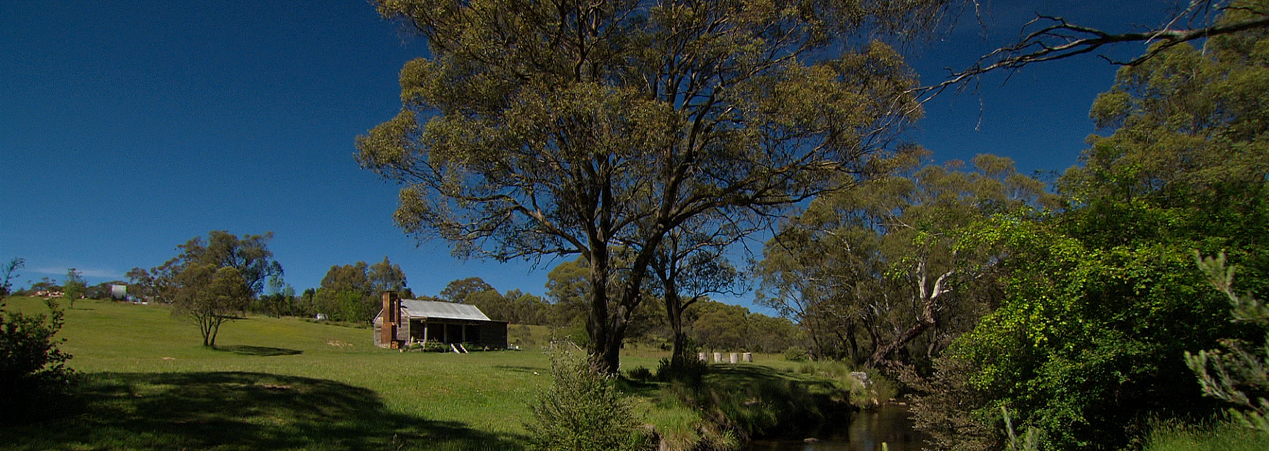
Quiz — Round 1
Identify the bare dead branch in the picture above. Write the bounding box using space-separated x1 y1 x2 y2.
913 1 1269 101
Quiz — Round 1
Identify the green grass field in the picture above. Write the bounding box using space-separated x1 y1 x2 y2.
1 297 813 450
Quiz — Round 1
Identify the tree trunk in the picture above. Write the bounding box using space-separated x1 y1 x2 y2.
597 331 623 374
666 291 687 369
866 312 933 369
807 316 827 361
844 321 860 364
866 264 953 369
200 314 213 347
586 245 623 374
208 316 222 348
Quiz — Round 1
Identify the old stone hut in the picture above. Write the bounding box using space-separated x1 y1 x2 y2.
373 292 508 350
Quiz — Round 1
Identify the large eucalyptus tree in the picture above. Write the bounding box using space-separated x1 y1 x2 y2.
358 0 944 372
757 151 1056 368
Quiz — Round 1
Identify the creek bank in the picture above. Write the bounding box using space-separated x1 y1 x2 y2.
744 403 928 451
635 363 879 451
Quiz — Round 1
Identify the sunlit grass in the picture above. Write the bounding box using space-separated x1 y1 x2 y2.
1 297 827 450
2 297 546 449
1138 418 1269 451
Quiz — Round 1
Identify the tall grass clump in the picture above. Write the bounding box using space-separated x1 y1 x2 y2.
1140 418 1269 451
648 382 740 451
656 356 709 386
627 366 653 381
847 369 898 408
649 362 847 449
709 372 821 437
1002 406 1039 451
526 349 654 451
795 360 896 408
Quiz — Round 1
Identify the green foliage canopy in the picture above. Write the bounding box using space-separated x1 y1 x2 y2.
314 257 410 323
172 264 251 347
439 277 496 303
61 268 85 308
129 231 283 305
926 17 1269 449
757 151 1053 367
137 231 284 344
359 0 937 372
1187 252 1269 432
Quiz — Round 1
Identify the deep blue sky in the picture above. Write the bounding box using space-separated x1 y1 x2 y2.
1 1 1175 307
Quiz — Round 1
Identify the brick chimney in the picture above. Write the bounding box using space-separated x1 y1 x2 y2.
381 291 400 348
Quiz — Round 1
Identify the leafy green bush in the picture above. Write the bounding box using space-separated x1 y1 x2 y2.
526 349 654 451
627 366 653 381
783 346 808 361
656 357 709 386
1186 252 1269 432
841 369 898 408
1 300 77 423
2 258 77 424
790 360 896 408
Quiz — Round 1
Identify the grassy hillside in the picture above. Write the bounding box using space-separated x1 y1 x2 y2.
0 297 823 450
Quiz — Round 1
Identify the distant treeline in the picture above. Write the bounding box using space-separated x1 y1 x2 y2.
115 243 802 354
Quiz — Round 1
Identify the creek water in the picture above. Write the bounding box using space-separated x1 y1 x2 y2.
745 404 928 451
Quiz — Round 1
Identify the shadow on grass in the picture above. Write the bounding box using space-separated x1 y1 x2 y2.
708 363 829 384
0 371 527 451
615 376 665 399
493 365 547 375
696 364 848 439
215 345 303 356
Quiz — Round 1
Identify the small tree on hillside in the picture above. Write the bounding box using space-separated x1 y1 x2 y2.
1 259 22 299
134 231 284 306
62 268 86 309
172 264 250 347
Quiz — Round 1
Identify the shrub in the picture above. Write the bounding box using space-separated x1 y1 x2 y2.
904 355 999 451
627 366 653 381
783 346 808 361
1186 252 1269 432
1 298 76 423
2 258 77 424
850 368 898 408
526 349 654 451
792 360 896 409
656 357 709 386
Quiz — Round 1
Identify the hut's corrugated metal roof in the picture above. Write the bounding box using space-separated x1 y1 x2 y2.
400 299 492 321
